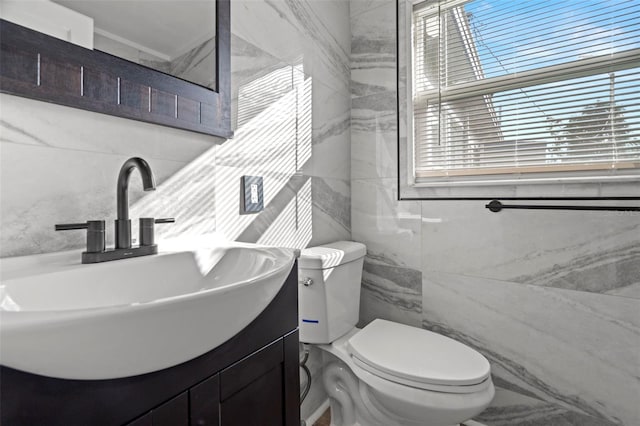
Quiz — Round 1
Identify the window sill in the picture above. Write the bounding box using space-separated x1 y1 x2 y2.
400 170 640 200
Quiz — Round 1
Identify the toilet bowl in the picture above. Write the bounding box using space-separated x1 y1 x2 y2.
298 241 494 426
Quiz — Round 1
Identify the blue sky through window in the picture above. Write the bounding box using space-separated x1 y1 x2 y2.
461 0 640 145
465 0 640 76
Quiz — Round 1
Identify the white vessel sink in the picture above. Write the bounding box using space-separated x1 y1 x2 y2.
0 235 295 380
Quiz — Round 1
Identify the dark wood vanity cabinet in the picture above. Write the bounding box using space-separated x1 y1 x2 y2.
0 263 300 426
126 333 299 426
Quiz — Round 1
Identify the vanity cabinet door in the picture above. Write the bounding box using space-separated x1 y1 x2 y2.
219 338 284 425
190 374 220 426
151 392 189 426
126 413 152 426
125 392 189 426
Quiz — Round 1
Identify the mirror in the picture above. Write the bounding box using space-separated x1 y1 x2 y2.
52 0 216 90
0 0 231 138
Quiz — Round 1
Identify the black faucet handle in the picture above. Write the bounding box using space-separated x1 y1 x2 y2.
55 220 105 231
139 217 175 246
55 223 88 231
155 218 175 224
55 220 106 253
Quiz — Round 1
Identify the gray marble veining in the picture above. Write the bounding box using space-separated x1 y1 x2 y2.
350 0 397 96
0 119 52 147
312 177 351 232
421 200 640 298
423 320 623 426
422 271 639 425
359 252 422 327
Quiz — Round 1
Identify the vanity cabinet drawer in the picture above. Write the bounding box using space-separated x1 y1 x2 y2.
219 338 285 425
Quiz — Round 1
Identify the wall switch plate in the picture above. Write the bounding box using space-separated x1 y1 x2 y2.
241 176 263 214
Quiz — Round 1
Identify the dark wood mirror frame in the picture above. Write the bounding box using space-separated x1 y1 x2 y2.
0 0 232 139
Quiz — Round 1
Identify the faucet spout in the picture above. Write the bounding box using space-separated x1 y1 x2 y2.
115 157 156 248
116 157 156 220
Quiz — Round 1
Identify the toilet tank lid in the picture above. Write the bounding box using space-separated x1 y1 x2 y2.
299 241 366 270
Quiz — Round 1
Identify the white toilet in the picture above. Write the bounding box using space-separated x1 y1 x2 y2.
298 241 495 426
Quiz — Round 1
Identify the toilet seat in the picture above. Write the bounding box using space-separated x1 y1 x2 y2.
347 319 491 394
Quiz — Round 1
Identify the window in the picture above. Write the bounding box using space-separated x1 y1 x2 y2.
406 0 640 188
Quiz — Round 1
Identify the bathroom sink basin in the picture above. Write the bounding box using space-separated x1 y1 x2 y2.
0 235 295 380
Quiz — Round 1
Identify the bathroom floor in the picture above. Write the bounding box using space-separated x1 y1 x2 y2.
313 409 331 426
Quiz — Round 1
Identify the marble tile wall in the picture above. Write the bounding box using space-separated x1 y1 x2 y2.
1 3 351 419
1 0 352 255
220 0 352 252
0 93 213 256
351 0 640 425
223 4 352 416
351 0 423 329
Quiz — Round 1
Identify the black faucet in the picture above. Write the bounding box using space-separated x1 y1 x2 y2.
55 157 174 264
115 157 156 249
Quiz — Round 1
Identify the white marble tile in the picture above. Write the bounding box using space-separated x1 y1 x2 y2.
475 385 618 426
351 178 421 269
309 177 351 246
230 33 288 133
255 174 315 249
217 72 300 176
0 94 217 162
351 0 397 95
291 0 350 93
352 178 423 328
359 254 422 328
306 0 351 61
130 147 218 243
231 33 283 92
214 164 300 243
231 0 306 65
421 200 640 297
307 85 351 181
351 125 397 180
232 0 349 93
359 285 422 328
215 172 348 250
351 73 397 182
351 0 391 19
0 142 187 257
422 271 640 426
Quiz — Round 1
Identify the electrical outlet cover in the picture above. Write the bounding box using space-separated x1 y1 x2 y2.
241 176 264 214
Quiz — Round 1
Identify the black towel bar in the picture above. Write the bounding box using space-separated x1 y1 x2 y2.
486 200 640 213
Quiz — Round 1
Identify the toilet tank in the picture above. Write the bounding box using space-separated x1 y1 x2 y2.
298 241 367 344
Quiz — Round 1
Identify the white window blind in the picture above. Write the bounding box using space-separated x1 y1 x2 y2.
411 0 640 180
